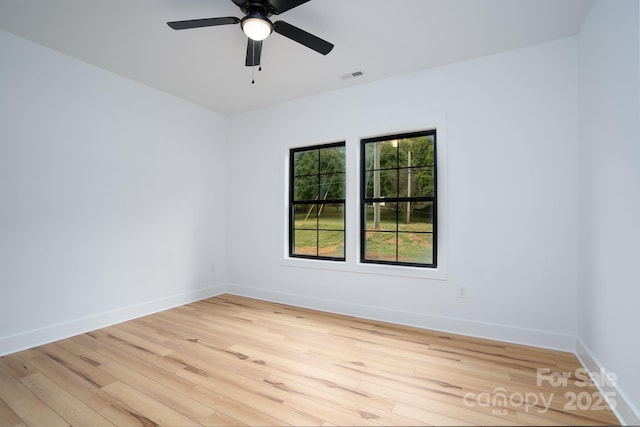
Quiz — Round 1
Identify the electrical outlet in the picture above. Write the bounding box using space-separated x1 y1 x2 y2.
457 287 467 299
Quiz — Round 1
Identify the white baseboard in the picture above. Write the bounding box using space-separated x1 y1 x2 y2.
0 284 227 357
576 339 640 426
226 283 576 352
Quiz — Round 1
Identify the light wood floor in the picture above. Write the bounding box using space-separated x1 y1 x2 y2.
0 294 619 426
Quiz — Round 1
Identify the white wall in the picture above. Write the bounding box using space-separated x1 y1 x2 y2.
227 37 580 350
0 30 227 355
577 0 640 423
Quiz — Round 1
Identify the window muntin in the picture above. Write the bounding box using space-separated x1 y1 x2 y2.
361 131 437 267
289 142 346 260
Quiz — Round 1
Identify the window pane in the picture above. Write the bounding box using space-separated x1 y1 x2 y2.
318 231 344 258
417 166 436 197
398 135 434 168
363 143 374 170
398 139 412 168
423 135 436 167
318 204 344 230
363 170 375 198
398 167 434 198
319 172 345 199
293 150 318 175
293 204 317 229
364 202 397 232
364 140 397 171
320 146 346 173
397 232 433 264
293 230 317 256
398 201 433 233
293 175 318 201
364 169 398 199
364 232 397 262
379 142 398 169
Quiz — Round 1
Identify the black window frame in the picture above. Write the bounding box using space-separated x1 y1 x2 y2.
289 142 346 261
360 130 437 268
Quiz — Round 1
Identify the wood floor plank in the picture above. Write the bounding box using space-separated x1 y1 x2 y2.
54 336 111 366
515 407 607 426
94 345 196 395
69 333 106 352
282 393 384 426
101 381 198 426
0 355 37 380
111 320 171 345
184 384 288 426
98 360 214 422
201 410 247 427
95 334 185 375
0 294 620 426
20 372 115 427
398 391 524 426
357 379 522 425
23 354 116 412
261 364 398 413
176 363 326 426
7 394 71 427
282 382 423 426
101 326 174 358
0 398 23 427
98 402 159 427
229 343 362 390
31 343 117 388
393 401 476 426
0 365 33 403
331 356 469 398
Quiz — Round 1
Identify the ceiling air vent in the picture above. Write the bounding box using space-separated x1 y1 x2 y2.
342 70 365 80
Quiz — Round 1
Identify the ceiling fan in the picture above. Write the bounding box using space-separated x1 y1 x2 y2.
167 0 334 69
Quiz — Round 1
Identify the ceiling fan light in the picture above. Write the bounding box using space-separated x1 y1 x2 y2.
242 17 272 41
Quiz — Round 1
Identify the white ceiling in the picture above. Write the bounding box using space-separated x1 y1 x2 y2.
0 0 592 115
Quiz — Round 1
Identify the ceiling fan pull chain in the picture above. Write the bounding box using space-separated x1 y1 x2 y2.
253 65 262 83
251 41 257 84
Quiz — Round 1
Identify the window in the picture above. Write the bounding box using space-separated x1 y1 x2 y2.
289 142 346 260
361 130 437 267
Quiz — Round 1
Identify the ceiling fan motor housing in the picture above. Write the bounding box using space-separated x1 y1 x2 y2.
241 1 276 17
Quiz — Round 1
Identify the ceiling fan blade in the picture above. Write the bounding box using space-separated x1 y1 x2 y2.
273 21 333 55
230 0 247 8
245 39 263 66
167 17 240 30
269 0 311 15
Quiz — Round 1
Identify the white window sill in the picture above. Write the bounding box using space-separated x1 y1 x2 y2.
280 256 448 281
